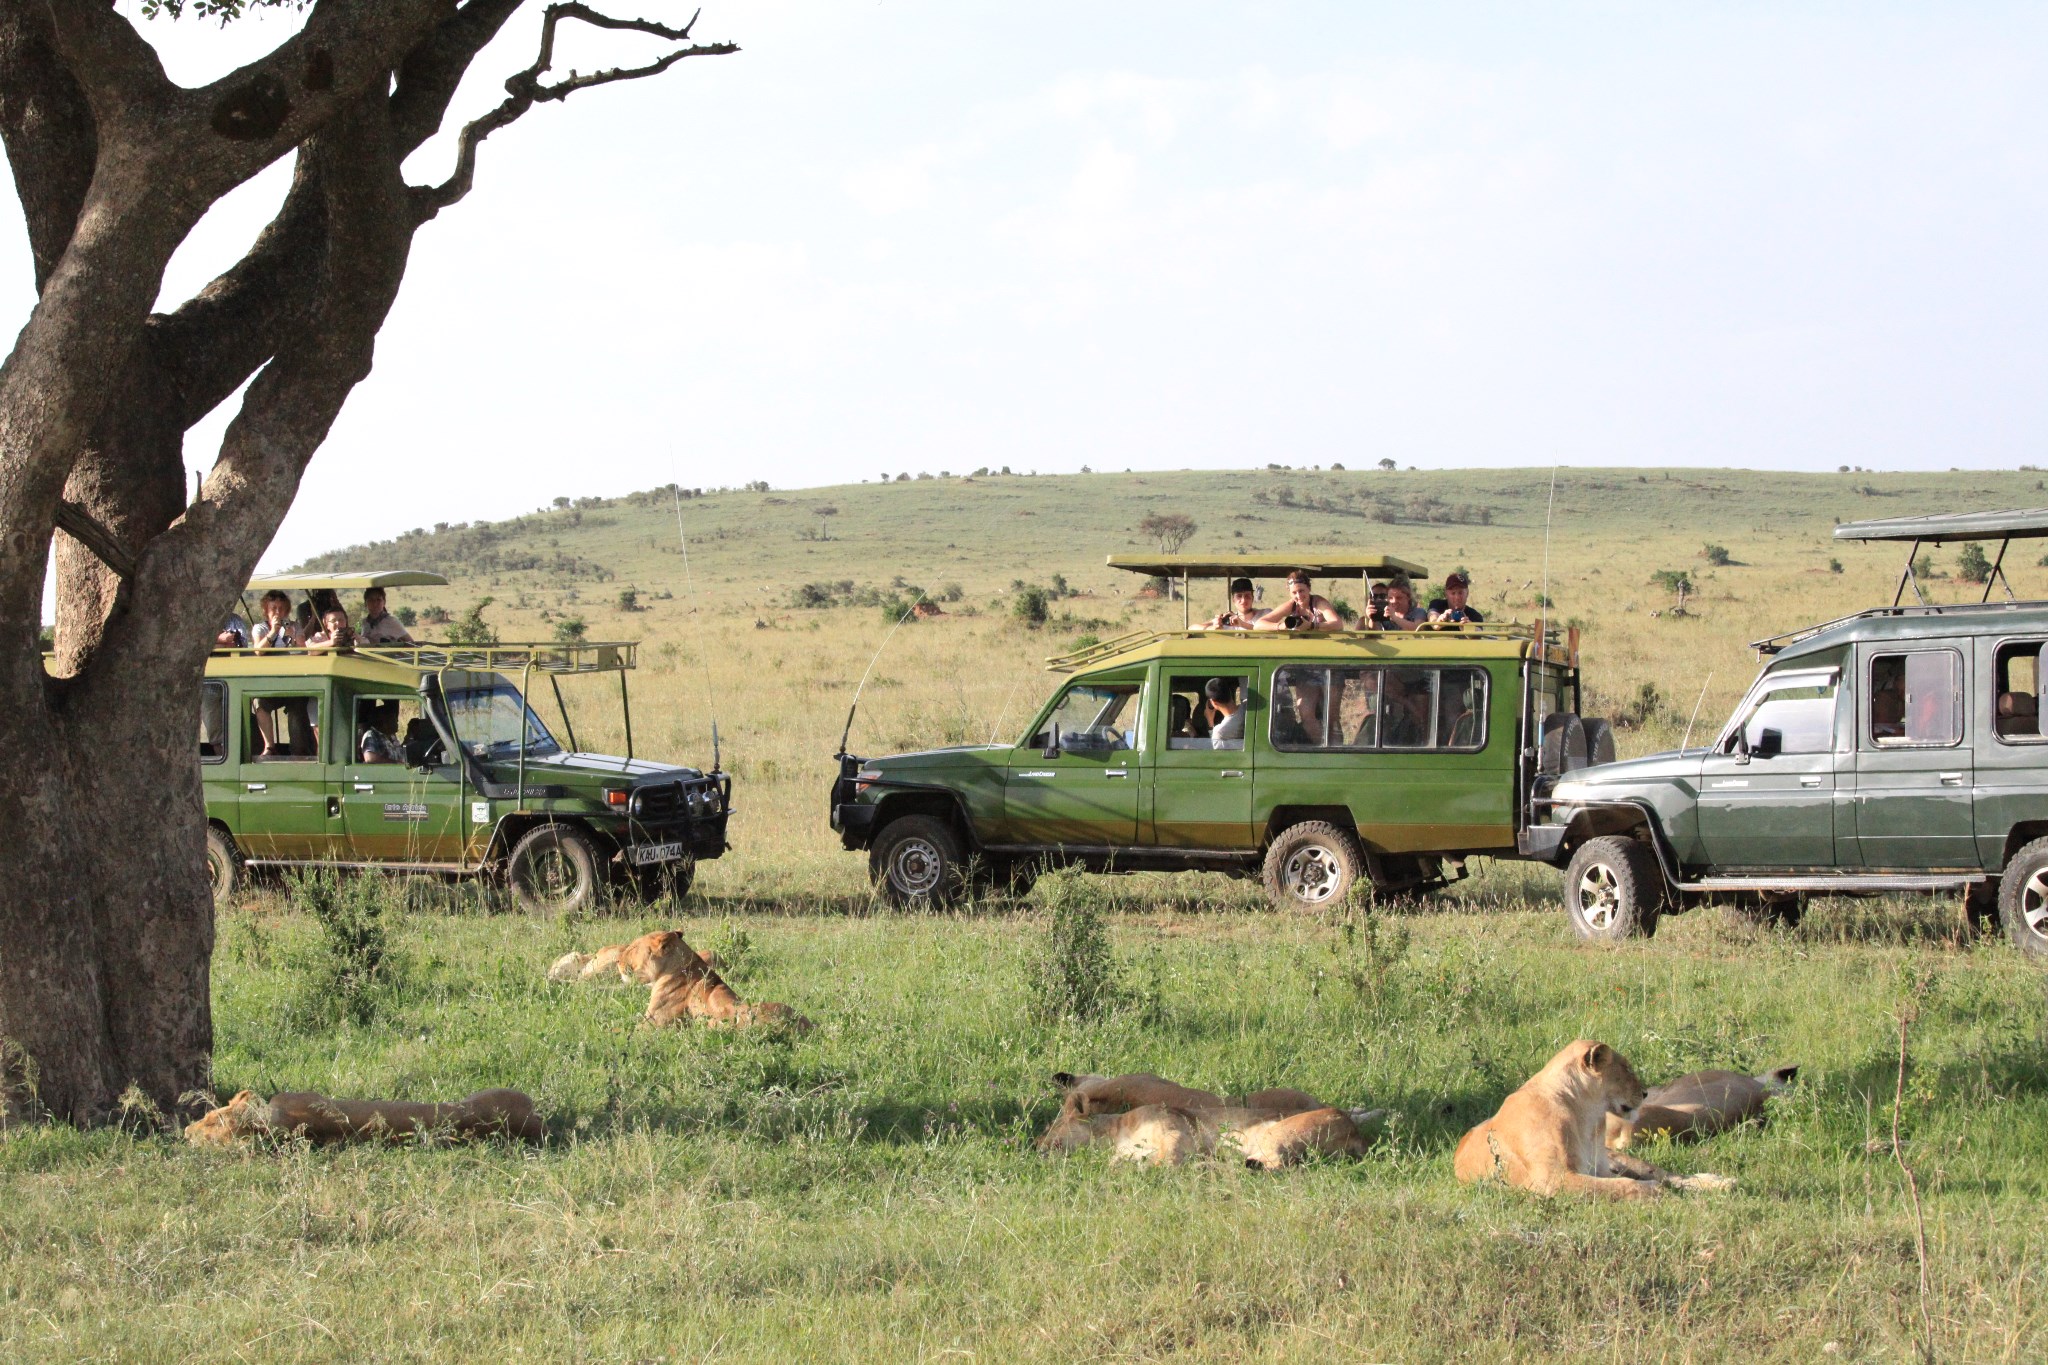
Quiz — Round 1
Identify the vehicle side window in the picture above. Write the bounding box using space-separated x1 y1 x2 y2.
352 694 421 765
1994 642 2044 742
1164 674 1248 750
1868 652 1960 747
1028 683 1140 751
200 682 226 763
1724 674 1838 755
248 694 321 762
1270 665 1486 752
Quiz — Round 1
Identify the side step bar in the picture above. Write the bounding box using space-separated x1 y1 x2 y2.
1680 874 1983 893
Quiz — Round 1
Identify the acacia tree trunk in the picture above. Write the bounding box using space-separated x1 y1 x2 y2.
0 0 733 1124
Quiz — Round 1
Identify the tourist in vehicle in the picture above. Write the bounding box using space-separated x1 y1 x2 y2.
1355 582 1395 630
1205 677 1246 748
1201 578 1263 630
1428 571 1485 624
1385 577 1426 628
358 700 403 764
250 591 301 651
1381 672 1432 746
1255 570 1342 632
358 586 414 645
215 612 250 649
306 607 356 653
1273 675 1329 747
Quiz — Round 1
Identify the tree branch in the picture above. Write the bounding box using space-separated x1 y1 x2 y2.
411 2 736 220
390 0 528 157
0 5 98 292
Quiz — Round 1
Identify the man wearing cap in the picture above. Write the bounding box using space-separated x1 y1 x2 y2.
1202 578 1264 630
1255 569 1344 632
1427 572 1485 624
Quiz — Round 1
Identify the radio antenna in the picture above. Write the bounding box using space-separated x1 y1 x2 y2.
987 672 1029 745
1681 673 1714 752
837 599 920 758
671 473 722 772
1538 461 1559 640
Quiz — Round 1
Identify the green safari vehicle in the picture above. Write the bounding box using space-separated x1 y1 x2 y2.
1533 509 2048 956
830 555 1598 910
203 572 729 913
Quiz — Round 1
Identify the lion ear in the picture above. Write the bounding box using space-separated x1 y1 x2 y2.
1580 1042 1611 1071
1051 1072 1078 1091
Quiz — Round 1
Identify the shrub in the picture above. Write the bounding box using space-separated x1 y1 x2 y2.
285 870 401 1027
444 597 498 645
1618 680 1665 729
618 588 641 612
1701 543 1732 566
1012 587 1050 626
1829 558 1843 574
1138 512 1197 554
1956 542 1992 584
554 616 587 643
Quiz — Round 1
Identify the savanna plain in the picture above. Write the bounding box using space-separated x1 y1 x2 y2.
6 467 2046 1362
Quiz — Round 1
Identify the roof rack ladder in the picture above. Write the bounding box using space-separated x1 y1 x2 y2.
1983 538 2017 604
1892 538 1927 608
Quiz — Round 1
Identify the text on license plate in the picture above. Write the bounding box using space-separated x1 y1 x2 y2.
630 841 686 866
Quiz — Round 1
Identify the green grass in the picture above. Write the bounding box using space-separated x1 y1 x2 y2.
2 871 2043 1362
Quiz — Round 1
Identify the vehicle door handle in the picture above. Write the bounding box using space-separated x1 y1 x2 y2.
245 783 267 792
1800 777 1823 788
354 783 376 792
1220 770 1245 778
1105 768 1129 778
1940 772 1964 786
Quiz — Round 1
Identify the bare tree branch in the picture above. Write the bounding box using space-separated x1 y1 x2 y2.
412 2 737 219
391 0 529 156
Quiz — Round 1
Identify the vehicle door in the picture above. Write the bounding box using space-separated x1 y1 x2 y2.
1847 646 1975 869
1695 666 1843 869
1003 673 1144 848
236 682 338 859
1147 669 1256 849
1974 637 2048 868
200 679 236 832
339 690 465 863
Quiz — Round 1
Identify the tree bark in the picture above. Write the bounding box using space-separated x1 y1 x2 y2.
0 0 733 1125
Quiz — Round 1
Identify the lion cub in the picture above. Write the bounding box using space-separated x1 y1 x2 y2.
1606 1065 1799 1150
617 929 813 1032
1454 1041 1735 1200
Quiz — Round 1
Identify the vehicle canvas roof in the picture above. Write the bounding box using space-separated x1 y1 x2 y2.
1106 553 1429 580
1046 625 1565 673
246 570 450 591
1834 509 2048 544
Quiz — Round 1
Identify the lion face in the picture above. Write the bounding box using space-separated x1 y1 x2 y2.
1578 1042 1649 1119
184 1090 261 1146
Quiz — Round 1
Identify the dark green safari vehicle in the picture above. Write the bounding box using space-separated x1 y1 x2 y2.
1534 510 2048 957
831 555 1596 911
204 572 729 913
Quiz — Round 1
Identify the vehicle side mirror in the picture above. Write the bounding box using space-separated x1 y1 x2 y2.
1753 727 1783 760
1042 722 1061 760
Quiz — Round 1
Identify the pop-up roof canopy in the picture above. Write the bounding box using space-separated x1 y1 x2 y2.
247 570 450 592
1835 509 2048 606
1106 553 1428 580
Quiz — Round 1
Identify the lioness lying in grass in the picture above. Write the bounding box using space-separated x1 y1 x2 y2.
184 1088 544 1147
1038 1072 1384 1168
1605 1065 1799 1149
1454 1041 1735 1200
617 929 813 1032
548 941 719 984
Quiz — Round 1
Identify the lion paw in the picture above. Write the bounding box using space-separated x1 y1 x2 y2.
1669 1172 1736 1193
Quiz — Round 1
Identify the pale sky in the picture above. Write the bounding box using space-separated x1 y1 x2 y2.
5 2 2046 571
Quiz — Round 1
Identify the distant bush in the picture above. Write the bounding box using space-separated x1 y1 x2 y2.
1956 542 1992 584
444 598 498 646
1067 635 1101 652
1702 543 1732 566
1012 587 1051 626
1829 558 1843 574
395 606 418 627
554 616 587 643
618 588 641 612
1029 874 1122 1024
1139 511 1197 554
284 870 402 1028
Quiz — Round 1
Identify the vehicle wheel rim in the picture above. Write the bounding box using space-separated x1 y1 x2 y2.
1577 863 1621 930
208 847 230 898
891 838 944 895
1283 845 1344 903
2020 869 2048 943
528 848 580 901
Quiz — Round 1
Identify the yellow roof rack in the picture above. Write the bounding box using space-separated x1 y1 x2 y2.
1106 553 1428 580
357 641 636 674
247 570 449 592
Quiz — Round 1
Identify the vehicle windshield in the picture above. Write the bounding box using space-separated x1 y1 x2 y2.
443 679 562 760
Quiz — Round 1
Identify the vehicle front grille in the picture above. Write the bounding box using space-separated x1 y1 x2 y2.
630 783 683 822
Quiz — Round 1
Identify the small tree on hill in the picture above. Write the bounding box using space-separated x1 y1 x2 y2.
1139 512 1197 554
1701 543 1732 566
445 599 499 646
1377 457 1397 471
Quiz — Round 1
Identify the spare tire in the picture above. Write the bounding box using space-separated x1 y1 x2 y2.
1538 713 1588 775
1581 717 1618 769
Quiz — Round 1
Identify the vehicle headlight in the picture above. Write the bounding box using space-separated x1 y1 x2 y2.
855 767 881 793
1549 782 1592 803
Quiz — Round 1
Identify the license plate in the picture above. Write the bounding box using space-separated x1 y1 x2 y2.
630 841 686 866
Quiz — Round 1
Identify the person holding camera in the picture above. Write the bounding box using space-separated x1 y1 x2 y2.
1202 577 1264 630
1357 581 1414 631
1255 570 1343 632
1427 571 1485 624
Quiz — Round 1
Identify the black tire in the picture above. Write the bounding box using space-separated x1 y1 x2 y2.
1538 713 1588 775
871 815 969 909
1996 839 2048 958
206 826 244 907
1564 836 1665 943
506 824 604 917
1965 879 2000 936
1262 821 1364 911
1582 717 1618 769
